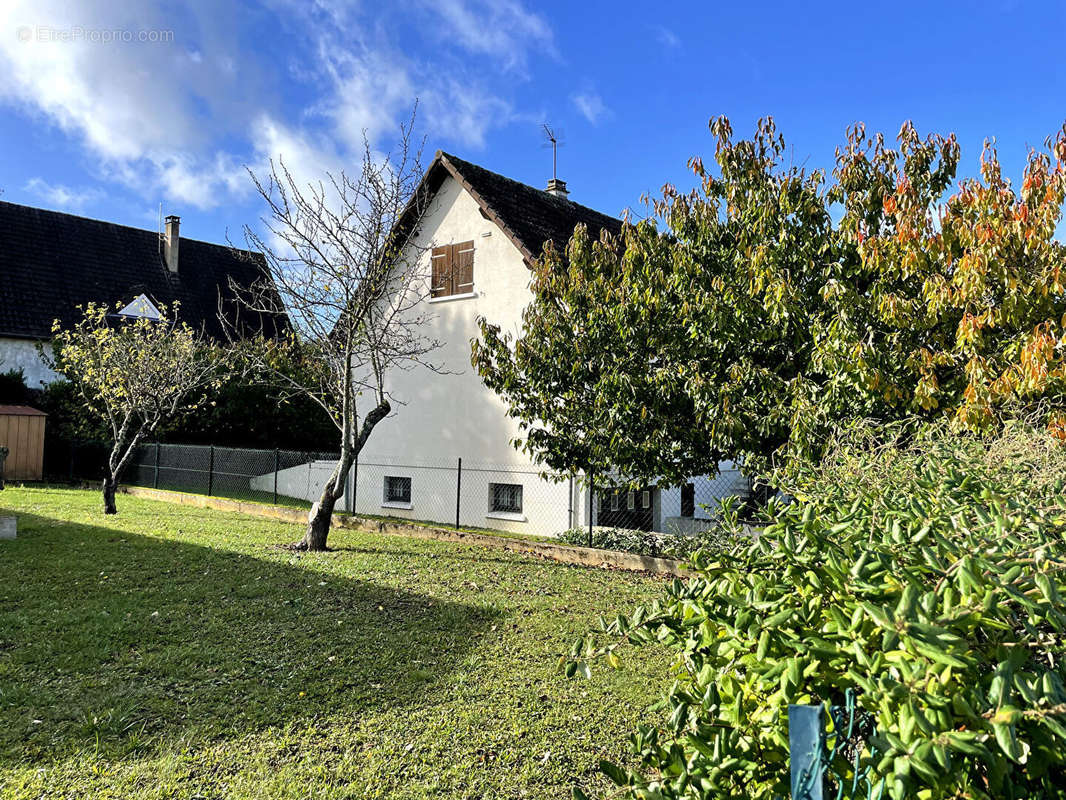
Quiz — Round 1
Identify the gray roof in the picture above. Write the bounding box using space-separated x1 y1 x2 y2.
0 200 286 341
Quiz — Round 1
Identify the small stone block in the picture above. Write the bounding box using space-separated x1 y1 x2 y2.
0 516 16 540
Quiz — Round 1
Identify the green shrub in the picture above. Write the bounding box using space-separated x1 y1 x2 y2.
557 526 728 559
0 368 32 405
568 421 1066 799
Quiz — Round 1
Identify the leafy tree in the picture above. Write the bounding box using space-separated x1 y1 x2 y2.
475 118 1066 479
473 117 838 482
569 421 1066 800
233 113 440 550
51 303 224 513
165 371 335 450
825 121 1066 434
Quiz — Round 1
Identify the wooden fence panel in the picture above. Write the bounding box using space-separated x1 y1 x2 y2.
0 407 46 481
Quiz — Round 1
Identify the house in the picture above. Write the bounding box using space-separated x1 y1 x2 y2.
263 152 748 536
0 201 286 387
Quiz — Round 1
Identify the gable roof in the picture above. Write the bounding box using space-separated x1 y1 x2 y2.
0 200 287 341
416 151 624 264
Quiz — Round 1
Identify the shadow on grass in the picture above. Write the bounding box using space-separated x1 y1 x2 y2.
0 510 497 765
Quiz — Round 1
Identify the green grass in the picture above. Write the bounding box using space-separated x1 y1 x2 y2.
0 487 671 799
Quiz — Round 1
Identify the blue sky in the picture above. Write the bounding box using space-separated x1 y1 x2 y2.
1 0 1063 246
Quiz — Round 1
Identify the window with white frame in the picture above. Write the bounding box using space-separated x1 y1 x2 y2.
489 482 522 514
384 476 411 504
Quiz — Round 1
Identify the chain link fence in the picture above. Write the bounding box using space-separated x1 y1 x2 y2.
126 443 753 540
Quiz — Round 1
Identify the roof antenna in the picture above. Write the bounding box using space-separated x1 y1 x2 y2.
157 202 163 255
542 124 569 198
542 124 561 180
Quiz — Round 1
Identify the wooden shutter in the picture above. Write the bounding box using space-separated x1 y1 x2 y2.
431 246 451 297
430 241 474 298
456 241 474 293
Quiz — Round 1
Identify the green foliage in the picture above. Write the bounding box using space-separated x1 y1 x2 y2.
557 525 731 560
473 116 836 481
0 368 32 405
568 422 1066 799
164 376 336 450
474 118 1066 478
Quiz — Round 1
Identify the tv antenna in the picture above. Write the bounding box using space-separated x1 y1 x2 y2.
542 124 564 180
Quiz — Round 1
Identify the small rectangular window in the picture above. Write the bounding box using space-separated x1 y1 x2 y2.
384 476 411 504
610 492 619 511
490 482 522 514
681 483 695 518
642 490 651 509
627 491 635 510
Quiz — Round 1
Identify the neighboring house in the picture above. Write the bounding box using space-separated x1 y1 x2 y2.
0 201 286 387
265 152 748 536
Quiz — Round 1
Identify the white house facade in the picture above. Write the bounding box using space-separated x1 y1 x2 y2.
262 152 751 538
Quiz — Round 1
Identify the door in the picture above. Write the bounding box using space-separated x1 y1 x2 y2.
597 486 655 531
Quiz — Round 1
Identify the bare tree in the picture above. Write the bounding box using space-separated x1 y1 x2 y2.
233 112 441 550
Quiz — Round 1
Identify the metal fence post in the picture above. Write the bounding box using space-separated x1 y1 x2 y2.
588 470 594 547
207 445 215 497
356 454 364 516
788 704 826 800
568 475 574 530
455 457 462 530
273 448 279 505
153 442 161 489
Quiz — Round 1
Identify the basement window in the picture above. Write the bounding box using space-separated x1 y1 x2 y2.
489 482 523 514
383 476 412 507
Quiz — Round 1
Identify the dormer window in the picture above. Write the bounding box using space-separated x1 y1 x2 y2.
116 294 162 320
430 241 474 299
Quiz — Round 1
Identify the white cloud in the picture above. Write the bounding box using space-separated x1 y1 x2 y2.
24 178 104 212
416 0 555 73
0 0 553 211
572 91 610 125
654 25 681 50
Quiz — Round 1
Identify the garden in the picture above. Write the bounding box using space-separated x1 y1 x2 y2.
0 487 671 799
6 111 1066 800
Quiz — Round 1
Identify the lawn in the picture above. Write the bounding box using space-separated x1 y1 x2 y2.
0 487 672 799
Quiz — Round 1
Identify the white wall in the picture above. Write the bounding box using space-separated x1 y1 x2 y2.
251 455 581 537
352 174 581 535
0 337 59 387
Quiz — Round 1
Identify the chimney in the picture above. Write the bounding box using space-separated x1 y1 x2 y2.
545 178 569 198
164 215 180 273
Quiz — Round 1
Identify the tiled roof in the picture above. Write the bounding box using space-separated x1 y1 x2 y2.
0 200 287 341
431 152 624 262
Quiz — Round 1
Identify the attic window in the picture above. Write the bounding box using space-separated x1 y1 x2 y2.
117 294 162 320
430 241 474 298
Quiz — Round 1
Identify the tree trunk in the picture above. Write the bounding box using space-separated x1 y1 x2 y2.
102 475 118 515
291 401 390 551
295 464 346 551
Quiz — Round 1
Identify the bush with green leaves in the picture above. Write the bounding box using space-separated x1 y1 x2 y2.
568 421 1066 799
557 526 725 560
